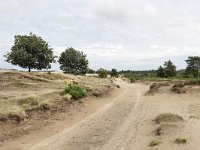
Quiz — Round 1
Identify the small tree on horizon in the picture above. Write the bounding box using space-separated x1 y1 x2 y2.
185 56 200 78
4 33 55 72
58 47 88 75
110 68 118 77
156 60 176 78
163 60 176 77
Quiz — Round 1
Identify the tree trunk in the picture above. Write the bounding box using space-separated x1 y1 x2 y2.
28 66 31 72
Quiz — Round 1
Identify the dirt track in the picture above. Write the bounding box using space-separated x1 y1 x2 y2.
2 79 200 150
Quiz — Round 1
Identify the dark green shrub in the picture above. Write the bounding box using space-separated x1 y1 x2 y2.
65 84 86 100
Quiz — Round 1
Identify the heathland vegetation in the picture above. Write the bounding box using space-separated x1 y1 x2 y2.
1 32 200 149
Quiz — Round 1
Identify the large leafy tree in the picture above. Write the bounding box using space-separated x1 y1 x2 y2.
58 47 88 75
185 56 200 78
4 33 55 72
156 60 176 78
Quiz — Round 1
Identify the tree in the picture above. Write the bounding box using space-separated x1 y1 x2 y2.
110 68 118 77
185 56 200 78
156 60 176 78
4 33 55 72
156 66 165 78
58 47 88 75
163 60 176 77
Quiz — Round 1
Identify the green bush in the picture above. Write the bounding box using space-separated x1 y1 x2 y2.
65 84 86 100
97 68 108 78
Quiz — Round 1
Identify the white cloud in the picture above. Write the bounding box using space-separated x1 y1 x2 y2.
0 0 200 70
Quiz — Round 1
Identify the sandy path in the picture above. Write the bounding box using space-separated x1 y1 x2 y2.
2 80 200 150
27 80 145 150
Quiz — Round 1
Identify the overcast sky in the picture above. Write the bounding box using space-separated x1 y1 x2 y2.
0 0 200 71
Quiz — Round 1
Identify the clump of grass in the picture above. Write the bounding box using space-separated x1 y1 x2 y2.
173 83 185 88
175 138 187 144
147 83 160 94
62 94 72 101
130 77 136 83
149 140 160 147
158 82 170 86
8 111 26 123
19 97 39 107
155 113 183 124
64 84 86 100
171 83 186 94
92 92 102 97
39 100 53 110
184 79 200 85
150 83 160 90
0 114 8 122
155 126 163 136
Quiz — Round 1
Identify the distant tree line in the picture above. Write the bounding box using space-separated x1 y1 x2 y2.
4 33 200 78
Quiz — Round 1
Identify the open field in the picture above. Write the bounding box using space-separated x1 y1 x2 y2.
0 71 200 149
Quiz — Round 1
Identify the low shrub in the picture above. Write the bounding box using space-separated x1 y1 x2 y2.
155 113 183 124
171 87 186 94
8 111 26 123
116 85 120 88
150 83 160 89
0 114 8 122
147 83 160 94
184 79 200 85
130 77 136 83
175 138 187 144
39 100 52 110
97 69 108 78
64 84 86 100
171 83 186 94
173 83 185 88
62 94 72 101
149 140 160 147
19 97 39 106
158 82 170 86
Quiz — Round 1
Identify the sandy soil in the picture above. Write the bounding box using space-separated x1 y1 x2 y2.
1 79 200 150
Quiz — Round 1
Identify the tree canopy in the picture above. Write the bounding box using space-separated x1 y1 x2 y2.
185 56 200 78
4 33 55 72
156 60 176 78
58 47 88 75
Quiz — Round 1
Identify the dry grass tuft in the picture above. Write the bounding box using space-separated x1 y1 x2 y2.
155 113 183 124
149 140 160 147
175 138 187 144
